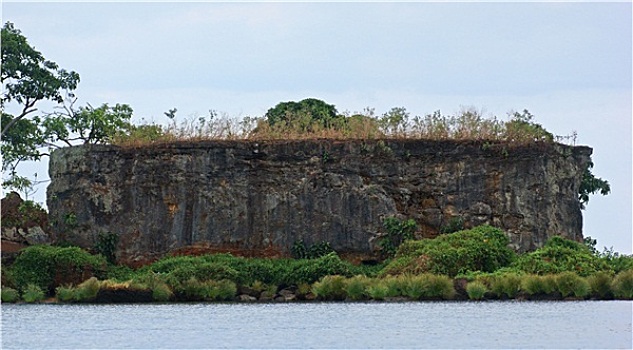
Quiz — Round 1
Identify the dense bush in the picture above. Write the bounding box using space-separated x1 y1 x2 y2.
611 270 633 299
466 281 487 300
381 225 516 277
10 245 107 293
513 236 609 276
345 275 372 301
22 284 45 303
587 272 613 299
312 275 347 301
556 272 590 298
1 287 20 303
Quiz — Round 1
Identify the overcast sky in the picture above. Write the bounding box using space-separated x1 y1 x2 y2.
3 2 631 253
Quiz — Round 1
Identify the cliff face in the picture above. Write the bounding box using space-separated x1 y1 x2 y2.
47 140 591 265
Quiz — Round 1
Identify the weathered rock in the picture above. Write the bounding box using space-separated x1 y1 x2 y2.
21 226 50 245
1 192 50 246
238 294 257 302
47 140 591 265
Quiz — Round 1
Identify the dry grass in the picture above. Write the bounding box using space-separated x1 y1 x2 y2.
111 107 576 148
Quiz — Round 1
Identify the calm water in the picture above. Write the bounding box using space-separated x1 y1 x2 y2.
2 301 631 349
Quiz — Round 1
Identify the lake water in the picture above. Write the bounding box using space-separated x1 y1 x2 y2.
2 301 631 349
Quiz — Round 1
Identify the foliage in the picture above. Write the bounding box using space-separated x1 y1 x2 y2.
466 281 487 300
285 252 352 285
291 240 335 259
587 271 613 299
10 245 107 293
312 275 347 301
344 275 372 301
578 161 610 209
94 232 119 264
378 217 417 257
366 282 389 300
1 287 20 303
489 273 522 299
22 283 45 303
504 109 554 143
44 103 133 146
611 270 633 299
74 277 101 302
55 285 77 302
382 225 515 277
556 272 590 298
512 236 610 276
520 274 557 296
1 22 80 175
177 278 236 301
440 217 464 234
265 98 341 130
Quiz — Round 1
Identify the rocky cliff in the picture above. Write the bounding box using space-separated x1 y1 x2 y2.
47 140 591 265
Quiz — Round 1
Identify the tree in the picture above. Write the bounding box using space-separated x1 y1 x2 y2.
578 161 610 209
1 22 130 191
43 103 133 146
265 98 340 129
1 22 79 138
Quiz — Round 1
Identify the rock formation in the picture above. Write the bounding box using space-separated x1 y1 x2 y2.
47 140 591 265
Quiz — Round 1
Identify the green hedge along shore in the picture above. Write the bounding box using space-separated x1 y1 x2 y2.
2 226 632 303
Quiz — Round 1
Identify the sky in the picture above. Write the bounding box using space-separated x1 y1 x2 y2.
2 1 632 254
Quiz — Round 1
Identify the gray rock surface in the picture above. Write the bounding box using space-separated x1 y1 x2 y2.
47 140 591 265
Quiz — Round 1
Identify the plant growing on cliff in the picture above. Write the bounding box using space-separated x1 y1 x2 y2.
94 232 119 264
578 161 610 209
379 217 417 257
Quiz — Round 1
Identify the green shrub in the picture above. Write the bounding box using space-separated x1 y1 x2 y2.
286 253 351 285
178 278 236 301
55 285 77 302
378 217 417 257
367 281 389 300
151 282 173 302
403 275 430 300
10 245 107 293
501 273 522 298
345 275 371 301
383 275 407 298
556 272 590 298
426 275 455 300
466 281 487 300
201 280 237 301
587 271 613 299
291 241 335 259
611 270 633 299
1 287 20 303
513 236 609 276
521 274 547 295
312 275 347 301
22 284 45 303
75 277 101 302
381 225 515 277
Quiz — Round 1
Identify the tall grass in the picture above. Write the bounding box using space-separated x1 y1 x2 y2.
466 281 487 300
556 272 590 298
611 270 633 299
112 107 569 147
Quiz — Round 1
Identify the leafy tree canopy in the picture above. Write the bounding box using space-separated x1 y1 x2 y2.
265 98 341 128
1 22 131 192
